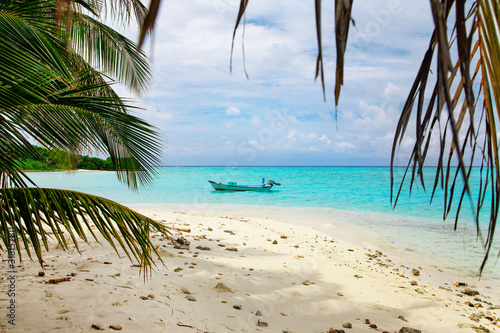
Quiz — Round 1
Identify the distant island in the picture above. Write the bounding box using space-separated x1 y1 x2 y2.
16 145 114 171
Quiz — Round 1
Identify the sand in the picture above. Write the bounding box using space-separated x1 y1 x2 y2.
2 208 500 333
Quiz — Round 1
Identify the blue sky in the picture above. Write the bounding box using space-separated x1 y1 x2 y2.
127 0 436 166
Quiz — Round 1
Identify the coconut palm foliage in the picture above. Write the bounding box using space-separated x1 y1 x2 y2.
1 0 169 275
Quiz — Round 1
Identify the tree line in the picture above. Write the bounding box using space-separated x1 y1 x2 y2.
15 145 115 171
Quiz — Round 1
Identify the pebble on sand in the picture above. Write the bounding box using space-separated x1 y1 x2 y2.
399 328 421 333
91 323 105 330
257 319 268 327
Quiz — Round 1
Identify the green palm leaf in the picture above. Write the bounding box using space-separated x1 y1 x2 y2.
1 0 165 275
0 187 170 275
1 0 161 190
69 12 152 95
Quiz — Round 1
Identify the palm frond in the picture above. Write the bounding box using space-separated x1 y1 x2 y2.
390 0 500 273
230 0 250 76
7 96 162 189
0 117 36 188
1 0 161 190
334 0 354 107
70 12 152 95
0 187 170 275
102 0 148 26
315 0 325 101
138 0 160 49
0 0 166 276
60 0 148 26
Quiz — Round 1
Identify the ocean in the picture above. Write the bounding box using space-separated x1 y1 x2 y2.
27 166 500 281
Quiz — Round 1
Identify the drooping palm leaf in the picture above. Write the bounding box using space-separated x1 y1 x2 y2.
4 91 162 189
390 0 500 273
137 0 160 48
315 0 325 100
0 187 170 275
334 0 354 107
230 0 249 77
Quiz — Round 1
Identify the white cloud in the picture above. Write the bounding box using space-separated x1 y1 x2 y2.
306 132 318 140
319 134 331 145
384 82 401 99
226 106 241 116
131 0 435 165
336 141 355 150
251 115 262 126
287 129 297 140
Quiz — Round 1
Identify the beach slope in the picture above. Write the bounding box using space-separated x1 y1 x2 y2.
5 210 500 332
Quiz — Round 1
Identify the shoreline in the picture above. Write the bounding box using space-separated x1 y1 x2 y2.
5 208 500 332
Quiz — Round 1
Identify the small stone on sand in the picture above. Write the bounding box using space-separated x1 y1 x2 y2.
257 319 268 327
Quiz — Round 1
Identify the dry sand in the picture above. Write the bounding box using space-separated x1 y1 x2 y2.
2 209 500 332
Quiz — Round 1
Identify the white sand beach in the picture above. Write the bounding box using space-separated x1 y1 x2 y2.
3 208 500 333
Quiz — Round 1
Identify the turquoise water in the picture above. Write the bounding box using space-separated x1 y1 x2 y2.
27 167 500 279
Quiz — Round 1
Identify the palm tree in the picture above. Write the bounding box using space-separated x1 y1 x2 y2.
137 0 499 272
0 0 169 275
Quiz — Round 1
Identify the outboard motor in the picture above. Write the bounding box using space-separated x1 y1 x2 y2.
267 179 281 186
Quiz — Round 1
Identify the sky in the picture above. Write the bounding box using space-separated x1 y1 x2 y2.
125 0 437 166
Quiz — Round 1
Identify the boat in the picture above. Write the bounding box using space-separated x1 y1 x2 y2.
208 179 281 192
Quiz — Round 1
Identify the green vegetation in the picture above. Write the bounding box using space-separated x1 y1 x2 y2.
16 146 115 171
78 156 114 171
